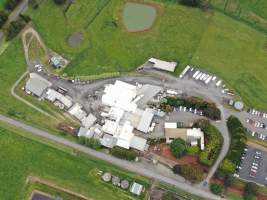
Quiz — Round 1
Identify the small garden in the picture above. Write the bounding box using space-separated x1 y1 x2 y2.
168 119 222 183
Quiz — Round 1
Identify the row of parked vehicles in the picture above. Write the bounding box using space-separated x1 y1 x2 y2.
248 108 267 119
246 118 266 129
249 151 262 178
175 106 203 116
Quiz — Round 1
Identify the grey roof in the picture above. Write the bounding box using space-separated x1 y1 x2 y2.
137 84 163 107
137 110 154 133
77 127 94 138
130 136 148 151
130 182 143 195
81 114 97 128
100 134 117 148
25 73 52 97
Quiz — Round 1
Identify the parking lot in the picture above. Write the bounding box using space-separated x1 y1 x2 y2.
236 146 267 186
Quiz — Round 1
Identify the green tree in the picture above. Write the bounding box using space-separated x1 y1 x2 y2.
224 174 234 187
210 183 224 195
220 159 236 174
244 182 258 200
85 138 101 150
53 0 66 5
170 138 186 158
5 0 21 10
110 147 137 161
162 193 175 200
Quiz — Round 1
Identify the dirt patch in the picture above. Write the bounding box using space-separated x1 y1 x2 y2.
68 32 83 47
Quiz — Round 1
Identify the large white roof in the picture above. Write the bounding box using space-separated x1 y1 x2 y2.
130 136 148 151
148 58 177 72
68 103 87 121
102 80 137 112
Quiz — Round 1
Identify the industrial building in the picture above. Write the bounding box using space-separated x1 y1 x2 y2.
148 58 177 72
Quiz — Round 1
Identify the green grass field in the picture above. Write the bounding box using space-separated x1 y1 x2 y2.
0 122 151 200
26 0 211 75
191 12 267 110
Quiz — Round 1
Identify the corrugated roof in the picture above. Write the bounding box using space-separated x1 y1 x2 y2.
137 110 154 133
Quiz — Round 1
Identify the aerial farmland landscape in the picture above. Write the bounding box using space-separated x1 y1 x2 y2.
0 0 267 200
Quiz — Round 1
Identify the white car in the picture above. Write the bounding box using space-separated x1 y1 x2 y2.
251 166 258 170
256 151 262 155
233 173 239 178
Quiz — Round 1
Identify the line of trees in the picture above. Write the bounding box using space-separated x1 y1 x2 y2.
219 116 247 175
78 136 101 150
6 14 30 41
161 96 221 120
110 147 137 161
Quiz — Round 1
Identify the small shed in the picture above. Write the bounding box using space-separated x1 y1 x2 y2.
130 182 144 196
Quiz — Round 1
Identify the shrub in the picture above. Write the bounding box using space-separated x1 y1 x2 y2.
6 15 30 41
53 0 66 5
110 147 137 161
210 183 224 195
5 0 22 11
224 174 234 187
78 137 101 150
162 193 175 200
179 165 203 183
85 138 101 150
199 125 222 166
170 138 187 158
0 11 8 28
172 165 181 174
186 146 199 155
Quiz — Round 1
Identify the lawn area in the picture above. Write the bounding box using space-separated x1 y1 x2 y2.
227 192 243 200
26 0 211 76
0 122 151 200
0 0 7 10
191 12 267 110
210 0 267 32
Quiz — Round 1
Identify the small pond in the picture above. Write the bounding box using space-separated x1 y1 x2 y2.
122 2 157 32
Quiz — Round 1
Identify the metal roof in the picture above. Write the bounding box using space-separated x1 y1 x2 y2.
137 110 154 133
25 73 52 97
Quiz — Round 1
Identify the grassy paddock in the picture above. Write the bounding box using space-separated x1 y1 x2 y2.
191 12 267 110
26 0 211 76
0 123 151 200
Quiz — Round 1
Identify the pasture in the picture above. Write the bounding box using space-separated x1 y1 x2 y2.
0 122 151 200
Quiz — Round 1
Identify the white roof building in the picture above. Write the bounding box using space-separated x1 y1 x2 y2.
130 135 148 151
148 58 177 72
102 80 138 112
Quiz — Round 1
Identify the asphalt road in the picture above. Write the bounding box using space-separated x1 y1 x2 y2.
0 114 224 200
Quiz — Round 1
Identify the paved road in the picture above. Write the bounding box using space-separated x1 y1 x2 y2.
0 114 224 200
